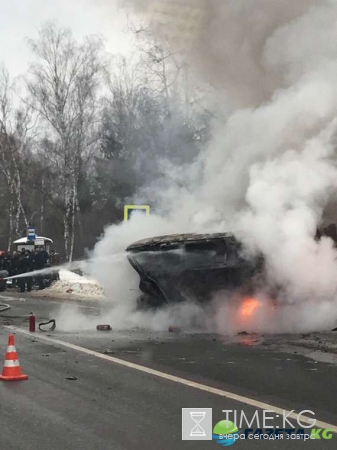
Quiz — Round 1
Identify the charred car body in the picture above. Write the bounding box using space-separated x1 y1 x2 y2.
127 233 262 307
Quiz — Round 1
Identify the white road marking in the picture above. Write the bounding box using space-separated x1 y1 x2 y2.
5 325 337 433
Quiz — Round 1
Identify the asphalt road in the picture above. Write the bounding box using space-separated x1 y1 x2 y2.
0 292 337 449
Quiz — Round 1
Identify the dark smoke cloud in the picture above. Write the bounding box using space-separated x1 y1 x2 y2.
127 0 319 107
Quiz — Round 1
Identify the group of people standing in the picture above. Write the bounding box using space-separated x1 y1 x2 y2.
0 248 60 293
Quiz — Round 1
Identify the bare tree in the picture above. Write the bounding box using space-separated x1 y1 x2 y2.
0 65 34 249
135 36 182 114
104 56 147 160
26 24 105 261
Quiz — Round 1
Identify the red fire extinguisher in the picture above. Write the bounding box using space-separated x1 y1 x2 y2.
29 313 36 332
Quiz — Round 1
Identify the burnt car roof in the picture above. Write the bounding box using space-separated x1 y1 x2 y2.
127 232 236 252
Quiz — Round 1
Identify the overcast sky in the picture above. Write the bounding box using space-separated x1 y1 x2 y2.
0 0 135 77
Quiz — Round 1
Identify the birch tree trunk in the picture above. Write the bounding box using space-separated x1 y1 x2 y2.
26 24 104 259
7 183 15 251
1 65 33 248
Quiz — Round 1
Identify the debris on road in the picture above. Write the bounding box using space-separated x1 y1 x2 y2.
104 349 115 355
168 326 181 334
97 324 112 331
65 376 78 381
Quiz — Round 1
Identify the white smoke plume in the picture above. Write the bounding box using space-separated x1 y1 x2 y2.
86 0 337 333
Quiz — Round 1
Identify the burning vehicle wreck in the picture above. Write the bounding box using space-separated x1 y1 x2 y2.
127 233 263 307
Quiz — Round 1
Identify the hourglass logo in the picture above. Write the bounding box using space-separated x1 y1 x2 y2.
190 411 206 436
182 408 212 440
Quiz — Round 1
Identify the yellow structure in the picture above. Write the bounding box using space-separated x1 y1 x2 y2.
124 205 150 222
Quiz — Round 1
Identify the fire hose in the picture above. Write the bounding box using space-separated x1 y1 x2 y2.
0 303 11 313
0 302 29 319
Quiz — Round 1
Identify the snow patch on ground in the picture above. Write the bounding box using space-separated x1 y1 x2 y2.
46 269 104 299
59 269 95 284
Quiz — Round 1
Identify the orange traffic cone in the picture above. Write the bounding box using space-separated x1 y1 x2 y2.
0 334 28 381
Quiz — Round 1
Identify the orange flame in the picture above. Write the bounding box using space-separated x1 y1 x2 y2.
240 297 260 318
